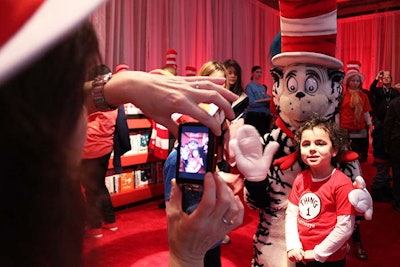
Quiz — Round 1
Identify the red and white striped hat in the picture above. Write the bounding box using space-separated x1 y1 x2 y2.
271 0 343 69
343 60 365 84
0 0 106 86
114 63 130 73
185 66 197 76
165 49 178 68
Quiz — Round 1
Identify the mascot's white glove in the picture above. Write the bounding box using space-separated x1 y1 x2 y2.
224 118 245 166
348 176 373 220
229 125 279 182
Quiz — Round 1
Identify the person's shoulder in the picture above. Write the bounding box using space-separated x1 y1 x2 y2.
296 169 310 181
245 81 255 88
333 169 353 185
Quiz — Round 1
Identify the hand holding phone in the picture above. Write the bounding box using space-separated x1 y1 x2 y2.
175 122 219 214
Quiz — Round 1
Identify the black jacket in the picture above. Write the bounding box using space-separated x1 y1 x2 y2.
112 106 131 173
384 96 400 157
370 79 400 123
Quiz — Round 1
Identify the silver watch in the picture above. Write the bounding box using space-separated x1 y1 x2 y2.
91 72 117 111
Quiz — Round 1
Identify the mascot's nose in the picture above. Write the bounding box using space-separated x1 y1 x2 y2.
295 92 306 99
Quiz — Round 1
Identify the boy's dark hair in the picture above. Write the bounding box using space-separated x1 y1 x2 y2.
251 65 261 73
295 116 350 166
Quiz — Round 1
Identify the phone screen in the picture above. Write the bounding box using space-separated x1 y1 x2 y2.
176 123 216 184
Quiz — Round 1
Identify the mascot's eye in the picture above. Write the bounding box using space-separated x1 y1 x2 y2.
305 77 318 94
287 77 298 93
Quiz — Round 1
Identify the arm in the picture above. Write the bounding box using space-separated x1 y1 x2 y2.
369 71 383 94
364 112 372 128
84 71 238 137
166 173 244 267
286 202 304 262
309 215 355 263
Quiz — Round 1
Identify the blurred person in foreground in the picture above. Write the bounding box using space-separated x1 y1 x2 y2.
0 0 243 266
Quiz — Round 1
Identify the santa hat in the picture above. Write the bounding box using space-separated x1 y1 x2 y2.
165 49 177 68
185 66 197 76
0 0 106 86
343 61 365 85
271 0 343 69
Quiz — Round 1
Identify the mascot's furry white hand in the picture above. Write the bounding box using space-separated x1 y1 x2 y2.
229 125 279 182
348 176 373 220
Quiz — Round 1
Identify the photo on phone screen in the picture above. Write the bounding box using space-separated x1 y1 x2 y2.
176 123 216 184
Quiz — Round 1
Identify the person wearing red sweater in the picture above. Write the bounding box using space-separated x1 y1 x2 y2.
286 117 356 267
339 61 372 163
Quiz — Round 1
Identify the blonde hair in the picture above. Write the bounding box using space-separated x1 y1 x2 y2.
345 75 363 125
199 61 229 88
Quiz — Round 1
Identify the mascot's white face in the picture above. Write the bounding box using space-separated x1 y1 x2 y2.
271 64 344 129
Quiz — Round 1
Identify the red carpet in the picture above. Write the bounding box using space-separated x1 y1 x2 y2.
83 152 400 267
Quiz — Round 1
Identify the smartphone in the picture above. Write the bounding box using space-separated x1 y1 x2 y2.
176 122 218 214
176 122 218 185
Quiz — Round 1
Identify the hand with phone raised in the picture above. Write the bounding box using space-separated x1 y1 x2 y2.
166 173 244 267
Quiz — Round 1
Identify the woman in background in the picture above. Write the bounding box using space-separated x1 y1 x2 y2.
223 59 249 119
244 65 272 138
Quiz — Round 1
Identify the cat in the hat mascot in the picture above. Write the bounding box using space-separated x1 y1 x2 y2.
229 0 373 266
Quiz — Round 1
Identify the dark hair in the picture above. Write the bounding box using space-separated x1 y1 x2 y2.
250 65 262 80
223 59 244 96
0 22 100 266
251 65 262 73
294 116 350 166
88 64 111 81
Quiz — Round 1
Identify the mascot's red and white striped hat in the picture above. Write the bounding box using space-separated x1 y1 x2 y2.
271 0 343 69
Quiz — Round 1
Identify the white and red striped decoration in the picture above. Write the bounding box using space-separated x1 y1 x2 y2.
165 49 177 68
149 120 169 159
185 66 197 76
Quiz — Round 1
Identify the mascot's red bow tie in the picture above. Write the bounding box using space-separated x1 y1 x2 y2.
272 117 359 170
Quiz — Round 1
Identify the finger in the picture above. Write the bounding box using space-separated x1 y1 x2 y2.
215 175 237 220
214 174 243 229
184 76 226 86
165 179 183 217
192 173 216 219
184 77 237 102
183 80 237 118
195 90 236 121
180 103 224 136
231 195 244 227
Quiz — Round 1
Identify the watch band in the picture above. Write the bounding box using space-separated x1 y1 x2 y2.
91 72 117 111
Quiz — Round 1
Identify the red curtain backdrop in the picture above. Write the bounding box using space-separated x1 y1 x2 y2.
91 0 280 89
337 10 400 88
91 0 400 91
